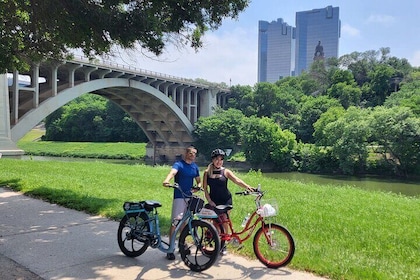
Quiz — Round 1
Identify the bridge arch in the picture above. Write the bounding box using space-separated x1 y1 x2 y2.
1 58 229 160
11 78 195 152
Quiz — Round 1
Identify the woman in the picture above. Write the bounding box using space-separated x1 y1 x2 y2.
203 148 254 254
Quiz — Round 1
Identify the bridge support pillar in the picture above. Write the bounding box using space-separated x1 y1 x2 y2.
199 88 218 117
0 74 24 158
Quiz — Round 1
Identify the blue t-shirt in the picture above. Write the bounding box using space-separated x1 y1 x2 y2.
172 160 200 199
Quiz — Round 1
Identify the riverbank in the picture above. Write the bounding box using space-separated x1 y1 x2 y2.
1 158 419 280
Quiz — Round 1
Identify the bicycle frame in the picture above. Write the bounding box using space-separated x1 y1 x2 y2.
213 188 273 246
123 196 200 254
206 186 295 269
118 184 221 272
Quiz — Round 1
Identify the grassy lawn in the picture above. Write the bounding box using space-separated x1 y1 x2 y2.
1 157 419 280
17 129 147 159
2 133 418 279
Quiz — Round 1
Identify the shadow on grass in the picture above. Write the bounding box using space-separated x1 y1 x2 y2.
1 179 175 234
1 179 118 217
0 178 22 189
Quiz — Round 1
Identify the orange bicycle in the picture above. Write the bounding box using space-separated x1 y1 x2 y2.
208 185 295 268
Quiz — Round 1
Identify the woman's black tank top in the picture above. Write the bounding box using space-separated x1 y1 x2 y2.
207 169 232 205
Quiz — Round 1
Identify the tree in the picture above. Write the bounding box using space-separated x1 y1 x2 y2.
363 64 395 106
240 116 278 168
224 84 254 112
193 108 245 160
43 94 146 142
339 50 379 87
327 82 362 109
271 83 303 134
308 59 329 93
313 106 346 146
329 69 355 85
270 129 298 171
44 94 106 141
0 0 249 72
322 107 372 175
253 82 281 117
370 106 420 176
101 99 148 142
384 79 420 116
298 95 341 143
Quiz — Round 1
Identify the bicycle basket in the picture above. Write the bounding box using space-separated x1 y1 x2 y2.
257 199 278 217
188 197 204 214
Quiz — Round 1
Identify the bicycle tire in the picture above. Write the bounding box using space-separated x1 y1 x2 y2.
253 223 295 268
178 219 220 272
117 212 150 257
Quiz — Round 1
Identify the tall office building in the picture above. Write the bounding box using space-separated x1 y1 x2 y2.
258 19 295 83
295 6 340 75
258 6 340 82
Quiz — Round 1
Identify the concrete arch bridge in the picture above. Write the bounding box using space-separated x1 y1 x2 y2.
0 57 231 162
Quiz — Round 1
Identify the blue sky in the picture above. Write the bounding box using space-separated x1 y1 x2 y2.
107 0 420 86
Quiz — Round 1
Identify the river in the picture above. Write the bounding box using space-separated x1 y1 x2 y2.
21 156 420 197
263 172 420 198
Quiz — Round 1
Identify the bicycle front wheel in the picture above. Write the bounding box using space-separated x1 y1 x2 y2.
179 219 220 272
253 223 295 268
117 212 150 257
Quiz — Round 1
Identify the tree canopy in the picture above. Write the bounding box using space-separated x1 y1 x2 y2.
0 0 249 73
44 94 147 143
202 49 420 176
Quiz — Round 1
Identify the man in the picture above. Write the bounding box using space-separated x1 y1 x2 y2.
162 146 201 260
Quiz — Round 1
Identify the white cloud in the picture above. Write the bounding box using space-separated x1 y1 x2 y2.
341 23 360 37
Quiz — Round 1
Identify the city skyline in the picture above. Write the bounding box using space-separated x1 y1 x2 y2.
258 5 340 83
102 0 420 86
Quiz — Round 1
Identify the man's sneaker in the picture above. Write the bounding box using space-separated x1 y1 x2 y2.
166 253 175 260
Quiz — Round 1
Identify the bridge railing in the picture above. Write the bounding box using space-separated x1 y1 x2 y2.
70 54 228 90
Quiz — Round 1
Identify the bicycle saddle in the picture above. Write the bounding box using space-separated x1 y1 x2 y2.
215 205 233 212
144 200 162 209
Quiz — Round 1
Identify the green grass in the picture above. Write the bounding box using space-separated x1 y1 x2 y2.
1 158 419 280
8 133 420 279
17 129 147 159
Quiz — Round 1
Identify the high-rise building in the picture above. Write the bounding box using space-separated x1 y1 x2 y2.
257 6 340 82
258 19 295 83
295 6 340 75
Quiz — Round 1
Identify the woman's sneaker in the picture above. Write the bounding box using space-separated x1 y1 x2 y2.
220 246 227 256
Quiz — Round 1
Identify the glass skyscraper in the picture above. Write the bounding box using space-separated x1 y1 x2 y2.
258 6 340 82
295 6 340 75
258 19 295 83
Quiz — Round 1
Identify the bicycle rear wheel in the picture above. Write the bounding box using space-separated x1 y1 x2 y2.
253 223 295 268
179 220 220 272
117 212 150 257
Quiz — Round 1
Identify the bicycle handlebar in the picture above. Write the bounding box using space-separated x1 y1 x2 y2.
166 183 179 189
166 183 202 191
235 189 260 196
